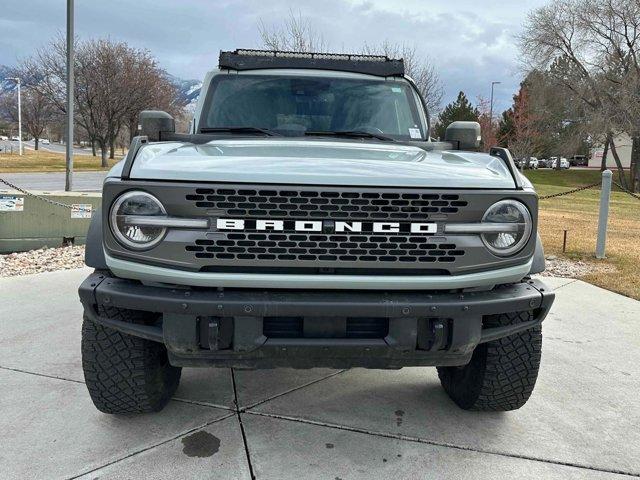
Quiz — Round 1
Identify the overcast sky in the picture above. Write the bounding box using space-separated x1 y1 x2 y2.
0 0 548 113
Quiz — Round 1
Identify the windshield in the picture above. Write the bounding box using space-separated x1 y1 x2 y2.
200 74 425 141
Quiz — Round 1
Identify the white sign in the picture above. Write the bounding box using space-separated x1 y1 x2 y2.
0 195 24 212
71 204 92 219
408 128 421 139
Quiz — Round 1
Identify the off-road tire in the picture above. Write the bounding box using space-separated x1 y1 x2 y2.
437 311 542 411
81 306 181 414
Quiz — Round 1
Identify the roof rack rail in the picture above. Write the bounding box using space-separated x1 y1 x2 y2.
218 49 405 77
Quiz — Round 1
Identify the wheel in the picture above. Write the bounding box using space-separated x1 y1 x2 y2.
81 306 181 414
437 311 542 411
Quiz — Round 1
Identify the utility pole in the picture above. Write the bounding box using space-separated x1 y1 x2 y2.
8 77 22 155
65 0 74 191
489 81 501 124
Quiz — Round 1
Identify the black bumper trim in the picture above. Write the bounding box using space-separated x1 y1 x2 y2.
83 302 164 343
79 272 554 368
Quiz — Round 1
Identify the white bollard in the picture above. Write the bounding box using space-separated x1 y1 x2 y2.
596 170 612 259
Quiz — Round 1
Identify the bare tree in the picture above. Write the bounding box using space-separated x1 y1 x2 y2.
0 87 56 149
361 41 443 116
522 69 592 159
20 36 183 166
258 12 443 127
259 10 327 52
519 0 640 189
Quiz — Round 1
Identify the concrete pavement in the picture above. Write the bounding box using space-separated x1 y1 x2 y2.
1 269 638 479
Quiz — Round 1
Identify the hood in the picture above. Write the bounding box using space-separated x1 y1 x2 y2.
125 139 516 189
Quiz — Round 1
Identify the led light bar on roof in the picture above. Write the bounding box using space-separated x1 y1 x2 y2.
218 49 405 77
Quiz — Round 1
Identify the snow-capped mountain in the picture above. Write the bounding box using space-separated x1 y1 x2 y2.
168 75 201 113
0 65 17 93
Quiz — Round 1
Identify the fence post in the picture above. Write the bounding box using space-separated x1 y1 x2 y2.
596 169 612 259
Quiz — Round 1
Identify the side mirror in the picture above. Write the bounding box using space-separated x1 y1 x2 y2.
138 110 175 141
444 121 481 150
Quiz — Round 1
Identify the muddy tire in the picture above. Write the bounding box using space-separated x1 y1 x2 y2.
81 306 181 414
437 311 542 411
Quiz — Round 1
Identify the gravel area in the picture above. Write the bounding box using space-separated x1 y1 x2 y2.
0 246 86 277
0 247 614 280
539 255 615 278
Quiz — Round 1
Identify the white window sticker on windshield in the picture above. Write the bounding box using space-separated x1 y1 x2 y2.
409 128 421 139
391 87 402 93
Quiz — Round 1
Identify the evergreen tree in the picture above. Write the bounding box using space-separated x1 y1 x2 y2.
433 91 479 139
497 109 514 148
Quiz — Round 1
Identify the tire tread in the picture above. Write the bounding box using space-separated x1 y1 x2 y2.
437 310 541 411
81 306 181 414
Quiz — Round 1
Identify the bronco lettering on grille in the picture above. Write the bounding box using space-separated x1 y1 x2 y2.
216 219 438 234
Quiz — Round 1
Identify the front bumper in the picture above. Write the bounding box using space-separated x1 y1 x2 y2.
79 272 554 369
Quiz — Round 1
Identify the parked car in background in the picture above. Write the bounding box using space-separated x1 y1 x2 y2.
550 157 570 169
570 155 587 166
537 158 549 168
10 136 19 141
41 139 51 145
0 135 8 141
515 157 539 169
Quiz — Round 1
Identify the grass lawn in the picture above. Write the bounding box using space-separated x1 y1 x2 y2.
0 149 118 172
524 168 640 300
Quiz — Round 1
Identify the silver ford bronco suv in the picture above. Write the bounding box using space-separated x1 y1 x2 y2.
79 50 554 414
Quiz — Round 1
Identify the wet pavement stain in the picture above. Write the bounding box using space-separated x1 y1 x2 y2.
325 443 335 449
181 430 221 458
394 409 405 426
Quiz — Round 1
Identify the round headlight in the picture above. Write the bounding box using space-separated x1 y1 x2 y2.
481 200 532 256
110 191 166 250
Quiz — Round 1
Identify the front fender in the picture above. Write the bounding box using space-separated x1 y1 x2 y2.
529 233 546 275
84 208 107 269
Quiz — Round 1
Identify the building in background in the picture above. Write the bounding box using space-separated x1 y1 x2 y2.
589 133 631 169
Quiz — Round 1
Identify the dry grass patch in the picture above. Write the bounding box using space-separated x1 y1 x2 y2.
0 149 117 172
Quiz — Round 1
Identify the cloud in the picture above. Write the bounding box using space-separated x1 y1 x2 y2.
0 0 547 113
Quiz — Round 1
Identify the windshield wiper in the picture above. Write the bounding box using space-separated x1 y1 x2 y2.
304 130 396 142
200 127 281 136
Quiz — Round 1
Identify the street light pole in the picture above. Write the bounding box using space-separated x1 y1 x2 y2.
489 81 501 123
8 77 22 156
65 0 74 191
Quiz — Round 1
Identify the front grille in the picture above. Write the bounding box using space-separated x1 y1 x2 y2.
186 187 468 221
186 233 464 264
346 318 389 338
263 317 303 338
104 181 537 275
263 317 389 339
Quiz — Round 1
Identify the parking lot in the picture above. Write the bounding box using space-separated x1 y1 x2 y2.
1 268 639 479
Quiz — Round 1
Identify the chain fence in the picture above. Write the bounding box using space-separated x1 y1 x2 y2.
538 181 602 200
0 177 75 210
538 179 640 201
612 180 640 201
